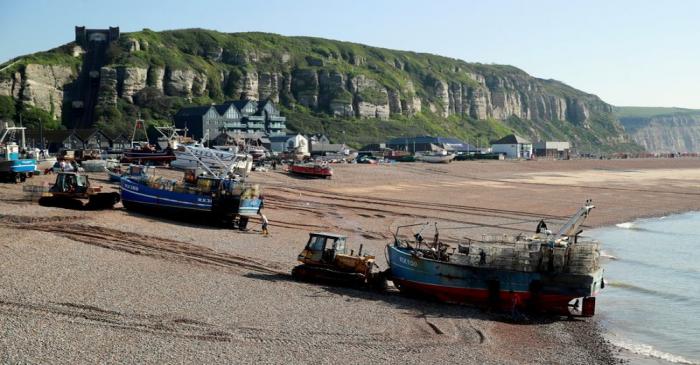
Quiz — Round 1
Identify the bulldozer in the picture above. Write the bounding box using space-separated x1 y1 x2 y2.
38 172 121 210
292 232 386 288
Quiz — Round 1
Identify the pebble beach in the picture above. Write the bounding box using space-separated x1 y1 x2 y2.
3 158 700 364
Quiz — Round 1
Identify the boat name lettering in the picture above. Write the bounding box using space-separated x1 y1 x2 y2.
124 184 139 192
399 256 418 267
197 197 212 203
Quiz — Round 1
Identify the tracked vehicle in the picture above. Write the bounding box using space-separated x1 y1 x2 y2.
292 232 385 288
38 172 121 210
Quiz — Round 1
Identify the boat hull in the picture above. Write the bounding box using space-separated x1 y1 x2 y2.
120 178 262 222
36 157 57 172
387 245 602 316
0 159 37 173
417 154 455 163
121 150 175 164
289 164 333 178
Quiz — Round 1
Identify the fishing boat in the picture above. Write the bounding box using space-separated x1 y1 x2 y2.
245 144 268 162
121 143 175 165
120 119 176 165
386 201 603 317
120 150 262 228
288 161 333 179
416 150 455 163
171 144 253 175
0 125 37 182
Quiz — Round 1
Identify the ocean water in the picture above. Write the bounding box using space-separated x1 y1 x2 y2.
587 212 700 364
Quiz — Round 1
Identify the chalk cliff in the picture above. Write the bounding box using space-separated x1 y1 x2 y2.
0 29 637 150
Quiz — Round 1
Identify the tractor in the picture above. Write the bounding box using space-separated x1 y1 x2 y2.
38 172 121 210
292 232 386 289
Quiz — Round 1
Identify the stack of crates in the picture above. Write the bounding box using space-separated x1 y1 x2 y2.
566 241 600 274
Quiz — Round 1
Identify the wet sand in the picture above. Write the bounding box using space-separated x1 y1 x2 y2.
2 158 700 364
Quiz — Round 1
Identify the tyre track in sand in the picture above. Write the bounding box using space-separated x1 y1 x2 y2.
265 182 572 221
0 215 286 276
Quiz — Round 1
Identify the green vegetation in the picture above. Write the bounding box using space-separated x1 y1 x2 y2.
614 106 700 119
283 107 511 148
0 44 81 77
2 28 640 152
0 96 15 120
19 105 61 130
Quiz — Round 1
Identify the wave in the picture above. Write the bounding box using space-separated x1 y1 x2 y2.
612 256 700 278
606 281 699 303
613 222 699 237
600 250 618 260
609 338 699 364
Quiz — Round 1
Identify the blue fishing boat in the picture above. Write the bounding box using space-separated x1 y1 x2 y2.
0 126 36 183
120 168 262 229
387 201 604 316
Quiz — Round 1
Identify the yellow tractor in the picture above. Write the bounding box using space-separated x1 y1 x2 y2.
292 232 386 288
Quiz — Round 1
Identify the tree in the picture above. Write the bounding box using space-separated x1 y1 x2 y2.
0 95 16 121
20 106 59 130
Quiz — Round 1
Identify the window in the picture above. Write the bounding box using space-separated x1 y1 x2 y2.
308 236 326 251
333 237 346 254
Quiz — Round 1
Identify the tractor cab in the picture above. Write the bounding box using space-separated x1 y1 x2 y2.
298 232 348 265
50 172 92 195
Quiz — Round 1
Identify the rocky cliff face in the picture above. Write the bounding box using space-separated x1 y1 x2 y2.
619 112 700 153
0 64 77 119
0 29 636 151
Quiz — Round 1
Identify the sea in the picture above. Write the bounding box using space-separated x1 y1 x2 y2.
587 212 700 365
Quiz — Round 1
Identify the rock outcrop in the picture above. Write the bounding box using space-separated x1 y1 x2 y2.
19 64 76 118
97 66 118 107
118 67 148 103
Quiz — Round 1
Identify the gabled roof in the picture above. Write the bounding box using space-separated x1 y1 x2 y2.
73 128 107 141
175 105 215 118
25 129 76 143
214 102 233 115
229 100 258 112
491 134 531 145
103 131 129 141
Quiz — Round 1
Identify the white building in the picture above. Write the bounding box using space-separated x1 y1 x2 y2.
269 133 309 156
490 134 533 159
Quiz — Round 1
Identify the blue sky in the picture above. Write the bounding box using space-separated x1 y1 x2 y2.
1 0 698 108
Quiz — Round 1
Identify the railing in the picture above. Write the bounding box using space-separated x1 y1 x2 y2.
267 123 285 129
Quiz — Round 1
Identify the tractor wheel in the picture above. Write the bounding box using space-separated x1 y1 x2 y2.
19 174 26 182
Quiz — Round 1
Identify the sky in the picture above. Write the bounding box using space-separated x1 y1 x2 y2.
1 0 699 108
